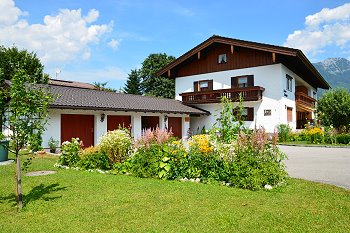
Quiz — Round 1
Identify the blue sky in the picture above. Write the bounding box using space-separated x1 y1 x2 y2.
1 0 350 89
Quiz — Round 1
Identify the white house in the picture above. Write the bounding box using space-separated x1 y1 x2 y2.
156 35 330 133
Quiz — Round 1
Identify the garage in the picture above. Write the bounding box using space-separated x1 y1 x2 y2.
141 116 159 130
61 114 94 147
168 117 182 138
107 115 131 131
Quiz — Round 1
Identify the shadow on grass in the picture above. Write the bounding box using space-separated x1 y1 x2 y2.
0 183 67 209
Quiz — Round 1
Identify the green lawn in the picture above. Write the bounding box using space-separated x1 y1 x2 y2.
280 141 350 147
1 155 349 233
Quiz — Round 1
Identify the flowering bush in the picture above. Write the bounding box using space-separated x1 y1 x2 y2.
300 127 324 144
99 129 132 164
188 134 213 153
78 146 110 170
135 127 173 148
230 128 286 190
59 138 82 166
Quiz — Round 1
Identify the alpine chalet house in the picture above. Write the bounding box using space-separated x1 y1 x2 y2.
156 35 330 133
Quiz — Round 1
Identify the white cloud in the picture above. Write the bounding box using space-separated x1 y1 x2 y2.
108 38 121 50
0 0 114 64
284 3 350 56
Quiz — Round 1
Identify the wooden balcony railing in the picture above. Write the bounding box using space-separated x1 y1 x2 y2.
295 92 316 109
180 86 265 104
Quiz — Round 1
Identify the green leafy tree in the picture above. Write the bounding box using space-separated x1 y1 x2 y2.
2 69 53 210
0 46 49 126
317 88 350 130
140 53 175 98
123 69 142 95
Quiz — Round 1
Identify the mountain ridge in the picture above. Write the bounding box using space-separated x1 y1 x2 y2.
313 57 350 92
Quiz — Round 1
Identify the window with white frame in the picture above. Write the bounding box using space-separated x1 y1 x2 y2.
218 54 227 64
286 74 293 92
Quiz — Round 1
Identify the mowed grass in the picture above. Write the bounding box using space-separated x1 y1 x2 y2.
1 155 349 233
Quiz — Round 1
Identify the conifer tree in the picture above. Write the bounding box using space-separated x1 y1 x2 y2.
124 69 142 95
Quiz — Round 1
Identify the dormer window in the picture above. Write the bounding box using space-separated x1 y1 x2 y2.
218 54 227 64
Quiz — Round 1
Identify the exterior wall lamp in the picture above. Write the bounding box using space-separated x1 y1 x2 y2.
100 113 106 122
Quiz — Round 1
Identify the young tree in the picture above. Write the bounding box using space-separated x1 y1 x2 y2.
140 53 175 98
123 69 142 95
317 88 350 130
2 69 53 209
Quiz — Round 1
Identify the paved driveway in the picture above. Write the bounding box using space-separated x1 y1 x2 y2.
279 145 350 190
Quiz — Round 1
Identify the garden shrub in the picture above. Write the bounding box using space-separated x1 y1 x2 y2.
130 128 173 178
228 128 287 190
277 124 291 142
99 129 132 164
130 143 168 178
336 133 350 144
78 146 110 170
59 138 82 166
308 127 324 144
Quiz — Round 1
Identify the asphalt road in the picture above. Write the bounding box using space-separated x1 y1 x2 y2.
279 145 350 190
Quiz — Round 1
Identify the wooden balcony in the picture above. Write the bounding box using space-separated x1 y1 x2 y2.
180 86 265 104
295 92 316 110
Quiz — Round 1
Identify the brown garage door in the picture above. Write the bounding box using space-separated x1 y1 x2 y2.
107 115 131 131
61 114 94 147
168 117 182 138
142 116 159 130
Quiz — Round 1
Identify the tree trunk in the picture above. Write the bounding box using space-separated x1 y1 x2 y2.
16 152 23 210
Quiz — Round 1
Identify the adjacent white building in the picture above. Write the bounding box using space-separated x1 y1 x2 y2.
156 35 330 133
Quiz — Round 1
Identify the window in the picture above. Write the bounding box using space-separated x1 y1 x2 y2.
286 74 293 92
194 80 213 92
264 109 271 116
218 54 227 64
287 107 293 122
231 75 254 88
238 76 248 88
313 91 317 99
199 81 208 88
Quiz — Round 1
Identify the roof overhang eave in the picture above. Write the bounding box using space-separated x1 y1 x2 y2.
49 105 209 116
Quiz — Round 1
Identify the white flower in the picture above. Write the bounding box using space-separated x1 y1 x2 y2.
264 184 273 190
195 178 200 183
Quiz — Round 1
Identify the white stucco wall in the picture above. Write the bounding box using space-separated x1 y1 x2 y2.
175 63 316 133
42 109 189 149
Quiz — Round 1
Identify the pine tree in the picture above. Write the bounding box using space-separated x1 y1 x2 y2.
124 69 142 95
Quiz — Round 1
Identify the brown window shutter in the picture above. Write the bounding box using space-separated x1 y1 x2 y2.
208 80 213 90
247 107 254 121
247 75 254 87
231 77 238 88
194 81 199 92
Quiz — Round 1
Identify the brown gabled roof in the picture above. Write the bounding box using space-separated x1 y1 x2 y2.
49 79 96 89
156 35 330 89
48 84 209 115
